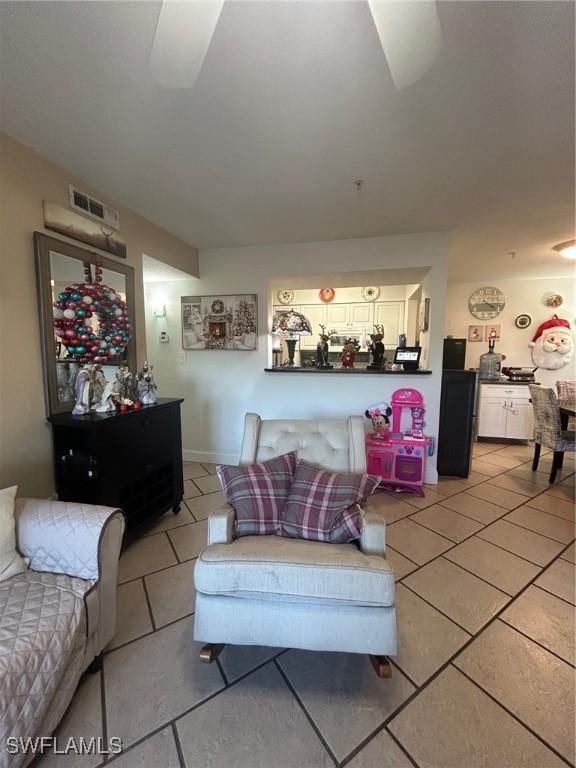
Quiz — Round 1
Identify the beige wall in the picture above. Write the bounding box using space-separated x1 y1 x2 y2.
145 233 448 484
0 132 198 497
445 276 576 387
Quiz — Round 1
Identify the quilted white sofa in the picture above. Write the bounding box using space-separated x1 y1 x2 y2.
194 413 397 677
0 499 125 768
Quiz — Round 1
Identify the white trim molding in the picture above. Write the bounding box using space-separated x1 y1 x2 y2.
183 449 239 466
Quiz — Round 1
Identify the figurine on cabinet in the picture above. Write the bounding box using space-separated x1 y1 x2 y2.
94 365 135 413
341 338 361 369
72 364 95 415
137 361 158 405
91 366 107 408
95 379 117 413
56 361 75 402
367 325 385 370
316 325 336 369
114 365 135 405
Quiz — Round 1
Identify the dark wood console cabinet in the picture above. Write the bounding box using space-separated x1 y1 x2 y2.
48 398 184 539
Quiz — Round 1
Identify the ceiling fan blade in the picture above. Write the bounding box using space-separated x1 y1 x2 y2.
366 0 442 90
150 0 224 88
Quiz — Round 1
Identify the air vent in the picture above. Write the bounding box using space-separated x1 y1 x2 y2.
68 185 120 230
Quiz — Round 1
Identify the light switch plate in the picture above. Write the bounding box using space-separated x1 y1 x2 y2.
177 351 186 364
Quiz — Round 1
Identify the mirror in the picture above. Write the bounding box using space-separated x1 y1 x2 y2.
35 232 136 416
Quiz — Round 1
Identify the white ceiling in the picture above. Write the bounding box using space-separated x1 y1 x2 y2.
1 1 574 281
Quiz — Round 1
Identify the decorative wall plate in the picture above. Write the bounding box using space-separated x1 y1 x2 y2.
361 286 380 302
319 288 336 304
514 314 532 329
277 289 294 306
468 286 506 320
542 292 563 308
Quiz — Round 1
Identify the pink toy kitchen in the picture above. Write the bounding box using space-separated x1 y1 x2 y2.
365 387 434 496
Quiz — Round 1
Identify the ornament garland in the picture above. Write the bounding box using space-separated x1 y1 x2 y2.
52 261 132 364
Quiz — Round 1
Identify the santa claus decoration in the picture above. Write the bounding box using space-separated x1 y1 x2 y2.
529 315 574 370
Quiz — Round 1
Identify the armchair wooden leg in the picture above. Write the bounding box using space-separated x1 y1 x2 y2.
369 655 392 679
199 643 225 663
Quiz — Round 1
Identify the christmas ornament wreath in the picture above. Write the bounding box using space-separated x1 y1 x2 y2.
52 261 132 364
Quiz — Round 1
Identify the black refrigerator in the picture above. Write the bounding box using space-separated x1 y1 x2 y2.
437 369 477 477
443 338 467 369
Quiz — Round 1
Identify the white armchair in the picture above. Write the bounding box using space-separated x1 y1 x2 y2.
194 413 396 678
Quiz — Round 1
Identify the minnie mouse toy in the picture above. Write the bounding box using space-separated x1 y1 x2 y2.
365 402 392 440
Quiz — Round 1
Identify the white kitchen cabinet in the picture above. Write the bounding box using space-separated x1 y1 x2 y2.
299 304 326 348
350 303 373 326
374 302 404 347
324 301 402 332
325 304 349 326
504 401 534 440
325 303 375 328
477 398 509 438
477 384 534 440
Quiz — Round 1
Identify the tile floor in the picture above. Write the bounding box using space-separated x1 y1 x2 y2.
38 445 575 768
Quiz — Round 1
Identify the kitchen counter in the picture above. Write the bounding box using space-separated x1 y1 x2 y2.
477 379 534 385
264 367 432 375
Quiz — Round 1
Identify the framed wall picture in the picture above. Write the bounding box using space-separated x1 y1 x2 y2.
468 325 483 342
418 297 430 332
485 324 501 341
181 294 258 350
44 202 127 259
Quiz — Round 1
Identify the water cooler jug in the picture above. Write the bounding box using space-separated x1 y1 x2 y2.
478 338 503 380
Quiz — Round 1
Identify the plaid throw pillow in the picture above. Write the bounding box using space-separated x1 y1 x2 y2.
216 453 297 537
281 461 381 543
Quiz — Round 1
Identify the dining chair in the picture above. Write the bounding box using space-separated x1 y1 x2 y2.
529 384 576 483
556 380 576 429
556 380 576 400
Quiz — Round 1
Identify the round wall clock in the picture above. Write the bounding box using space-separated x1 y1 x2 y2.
361 286 380 302
515 314 532 329
542 292 563 308
319 288 336 304
277 289 294 306
468 286 506 320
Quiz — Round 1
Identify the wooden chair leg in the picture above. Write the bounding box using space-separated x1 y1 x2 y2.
549 451 564 483
369 655 392 679
532 443 541 471
199 643 225 663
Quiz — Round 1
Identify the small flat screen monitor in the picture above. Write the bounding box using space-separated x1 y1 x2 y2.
394 346 421 370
